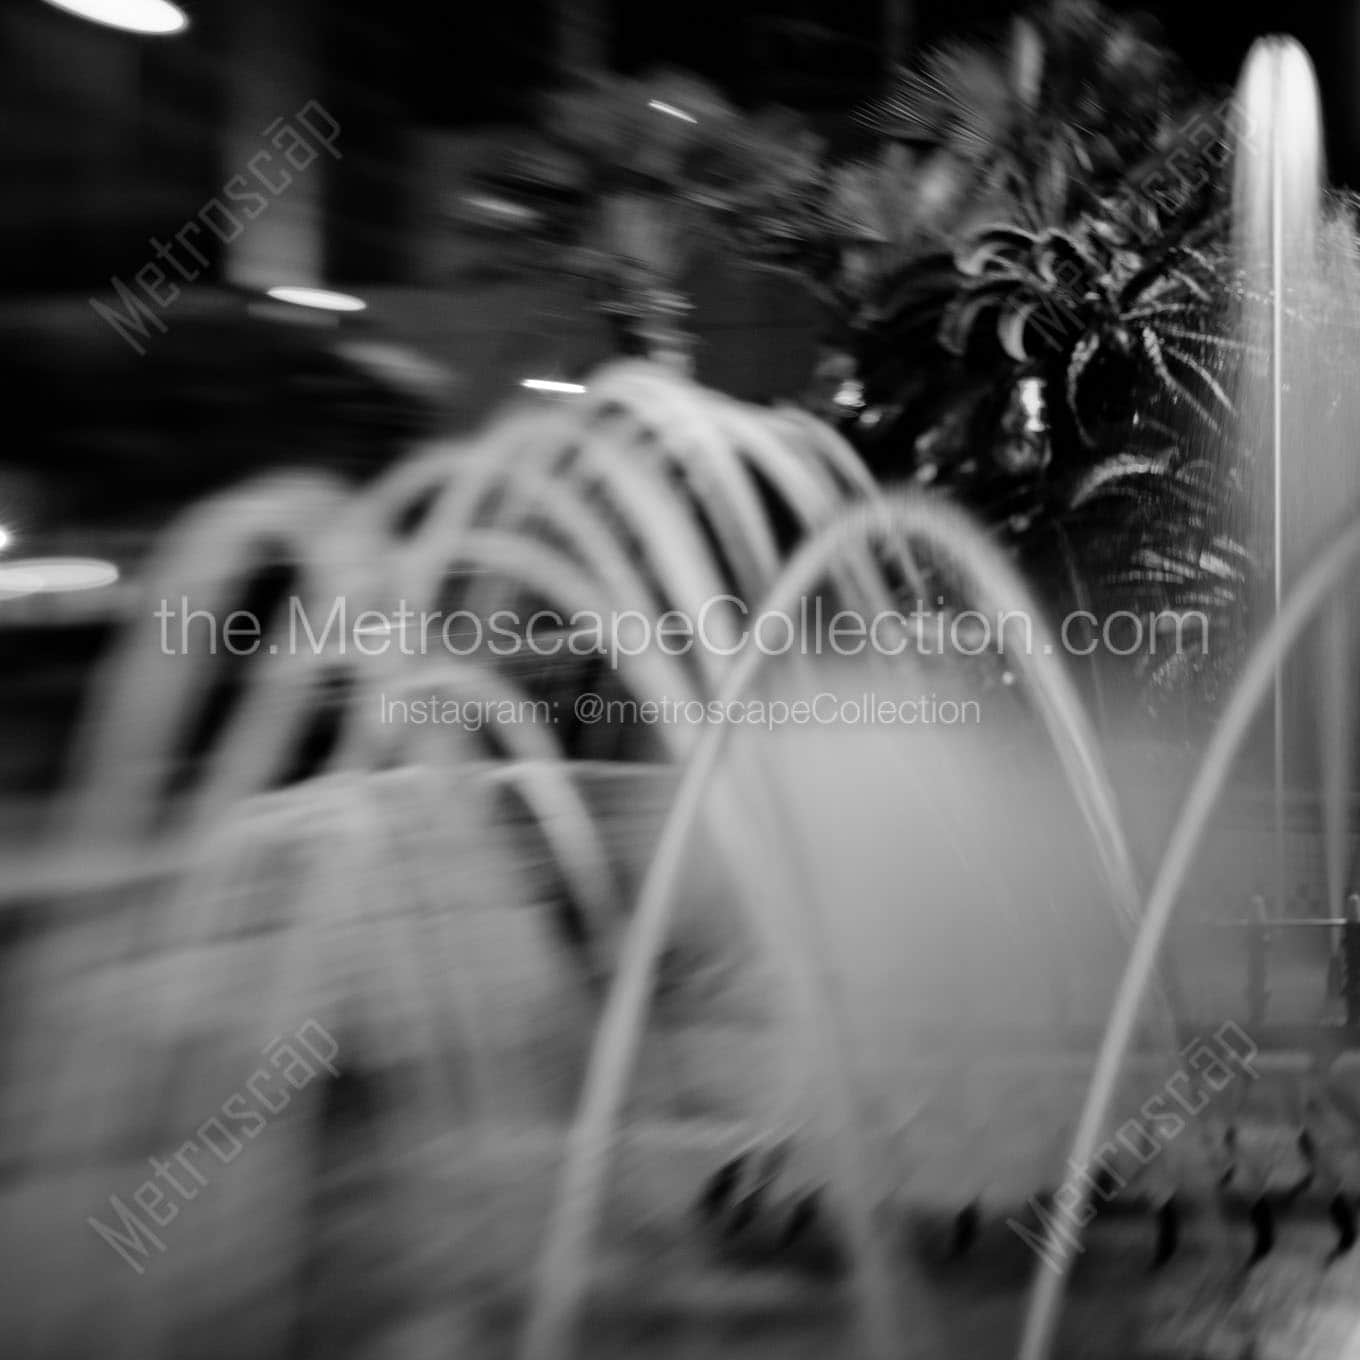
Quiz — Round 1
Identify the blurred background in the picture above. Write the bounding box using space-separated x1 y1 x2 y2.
3 0 1357 859
6 0 1360 843
6 0 1360 545
8 0 1360 441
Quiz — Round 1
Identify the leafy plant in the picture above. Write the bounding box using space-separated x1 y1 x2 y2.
1061 451 1255 716
941 211 1234 449
860 0 1187 244
830 1 1258 715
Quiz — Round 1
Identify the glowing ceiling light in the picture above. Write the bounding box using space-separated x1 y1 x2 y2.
40 0 189 35
0 557 119 598
521 378 586 395
647 99 697 124
0 526 12 554
265 286 367 313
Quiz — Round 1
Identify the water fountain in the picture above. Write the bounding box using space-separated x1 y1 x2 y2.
1018 36 1360 1360
2 366 934 1358
0 361 1217 1360
7 33 1360 1360
1231 35 1359 930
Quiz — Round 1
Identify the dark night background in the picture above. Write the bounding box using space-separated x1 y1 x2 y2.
5 0 1360 292
0 0 1354 533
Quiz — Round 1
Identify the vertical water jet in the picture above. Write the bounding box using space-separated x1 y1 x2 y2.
1232 35 1326 919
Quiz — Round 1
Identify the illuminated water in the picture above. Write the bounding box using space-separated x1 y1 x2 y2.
4 362 1188 1360
1019 37 1360 1359
10 40 1360 1353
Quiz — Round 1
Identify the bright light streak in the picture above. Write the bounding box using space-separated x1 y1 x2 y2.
0 526 12 554
647 99 697 124
40 0 188 34
265 287 368 313
0 557 120 599
521 378 587 395
462 193 536 222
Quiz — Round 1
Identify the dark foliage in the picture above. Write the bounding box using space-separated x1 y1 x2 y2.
825 1 1259 716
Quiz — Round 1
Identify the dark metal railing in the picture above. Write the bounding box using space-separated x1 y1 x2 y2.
1202 895 1360 1029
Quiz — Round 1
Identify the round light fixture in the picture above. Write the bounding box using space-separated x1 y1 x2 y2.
265 286 368 313
40 0 189 35
0 557 120 599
